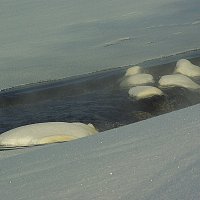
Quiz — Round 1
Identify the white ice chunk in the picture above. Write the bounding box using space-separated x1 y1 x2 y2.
128 86 164 100
174 59 200 77
0 122 98 147
159 74 200 90
125 66 142 76
120 73 154 88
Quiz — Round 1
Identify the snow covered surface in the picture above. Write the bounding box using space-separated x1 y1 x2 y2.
1 1 200 199
0 0 200 89
1 104 200 200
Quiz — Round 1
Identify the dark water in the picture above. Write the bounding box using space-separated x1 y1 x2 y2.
0 55 200 134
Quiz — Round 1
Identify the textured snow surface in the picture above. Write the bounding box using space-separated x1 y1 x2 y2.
1 1 200 199
0 0 200 89
1 104 200 200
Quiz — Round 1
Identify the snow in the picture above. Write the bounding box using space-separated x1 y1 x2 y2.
1 0 200 199
0 0 200 90
1 104 200 200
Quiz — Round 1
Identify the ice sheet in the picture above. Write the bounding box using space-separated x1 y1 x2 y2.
0 104 200 200
0 0 200 89
1 1 200 199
